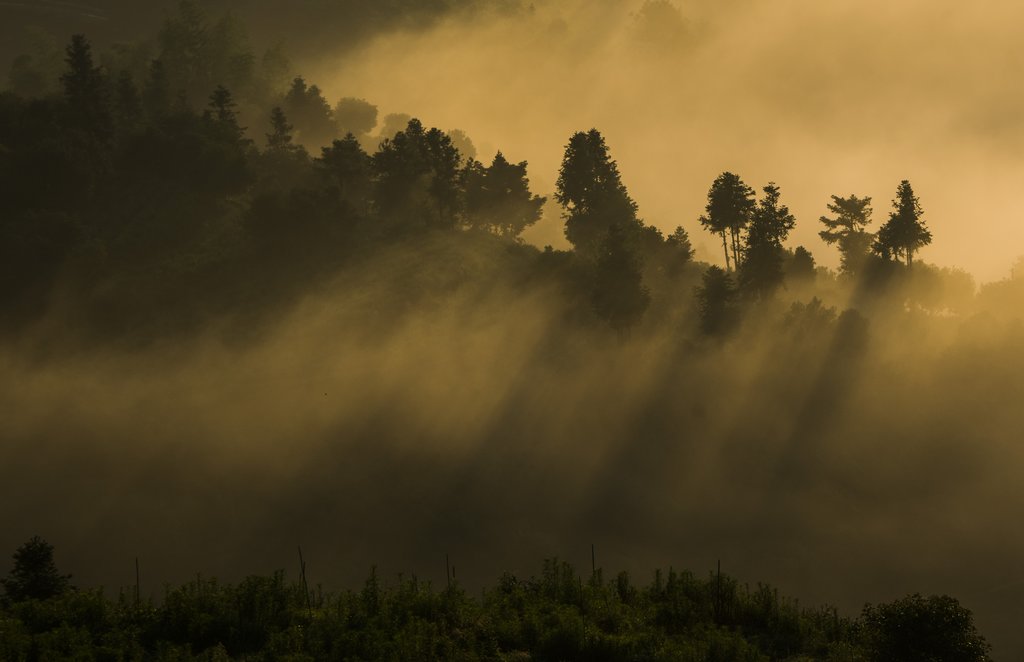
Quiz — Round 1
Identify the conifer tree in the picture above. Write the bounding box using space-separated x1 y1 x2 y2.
266 106 296 151
819 194 873 276
873 180 932 267
740 182 795 298
555 129 639 254
698 172 755 271
1 536 72 602
205 85 246 142
60 34 111 139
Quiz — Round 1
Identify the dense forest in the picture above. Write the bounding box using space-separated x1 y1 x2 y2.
3 2 1024 661
0 2 1013 348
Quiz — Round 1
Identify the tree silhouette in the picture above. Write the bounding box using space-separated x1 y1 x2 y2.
61 34 111 140
740 182 795 299
283 76 336 149
424 126 462 228
591 223 650 335
861 594 991 662
874 180 932 266
446 129 477 164
266 106 297 151
555 129 639 255
379 113 413 140
205 85 246 142
1 536 72 602
699 172 755 271
373 118 462 230
819 194 873 276
319 134 372 212
696 265 738 335
156 1 256 105
461 152 545 239
334 97 378 137
664 225 694 274
787 246 816 282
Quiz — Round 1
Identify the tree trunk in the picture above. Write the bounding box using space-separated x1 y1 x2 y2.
730 228 742 269
721 231 731 271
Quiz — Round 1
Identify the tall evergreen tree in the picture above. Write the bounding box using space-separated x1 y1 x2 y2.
60 34 111 140
1 536 72 602
266 106 296 151
740 183 795 299
205 85 245 142
873 180 932 267
424 126 462 228
555 129 639 254
698 172 755 271
819 194 873 276
664 225 694 274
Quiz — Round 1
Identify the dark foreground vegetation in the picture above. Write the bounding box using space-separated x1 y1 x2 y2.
0 537 993 661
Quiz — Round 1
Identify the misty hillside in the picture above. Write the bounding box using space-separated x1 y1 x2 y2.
2 2 1023 661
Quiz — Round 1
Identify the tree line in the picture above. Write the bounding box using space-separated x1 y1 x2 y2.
0 536 993 661
0 2 986 348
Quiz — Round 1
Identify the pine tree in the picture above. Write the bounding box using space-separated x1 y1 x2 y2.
873 180 932 267
698 172 755 271
1 536 72 602
60 34 111 139
666 226 694 260
555 129 639 254
740 182 795 298
819 194 873 276
205 85 245 142
266 106 296 151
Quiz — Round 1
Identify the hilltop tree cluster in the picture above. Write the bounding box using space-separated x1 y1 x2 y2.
0 3 983 350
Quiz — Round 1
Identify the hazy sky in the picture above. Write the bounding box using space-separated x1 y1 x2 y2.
307 0 1024 282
